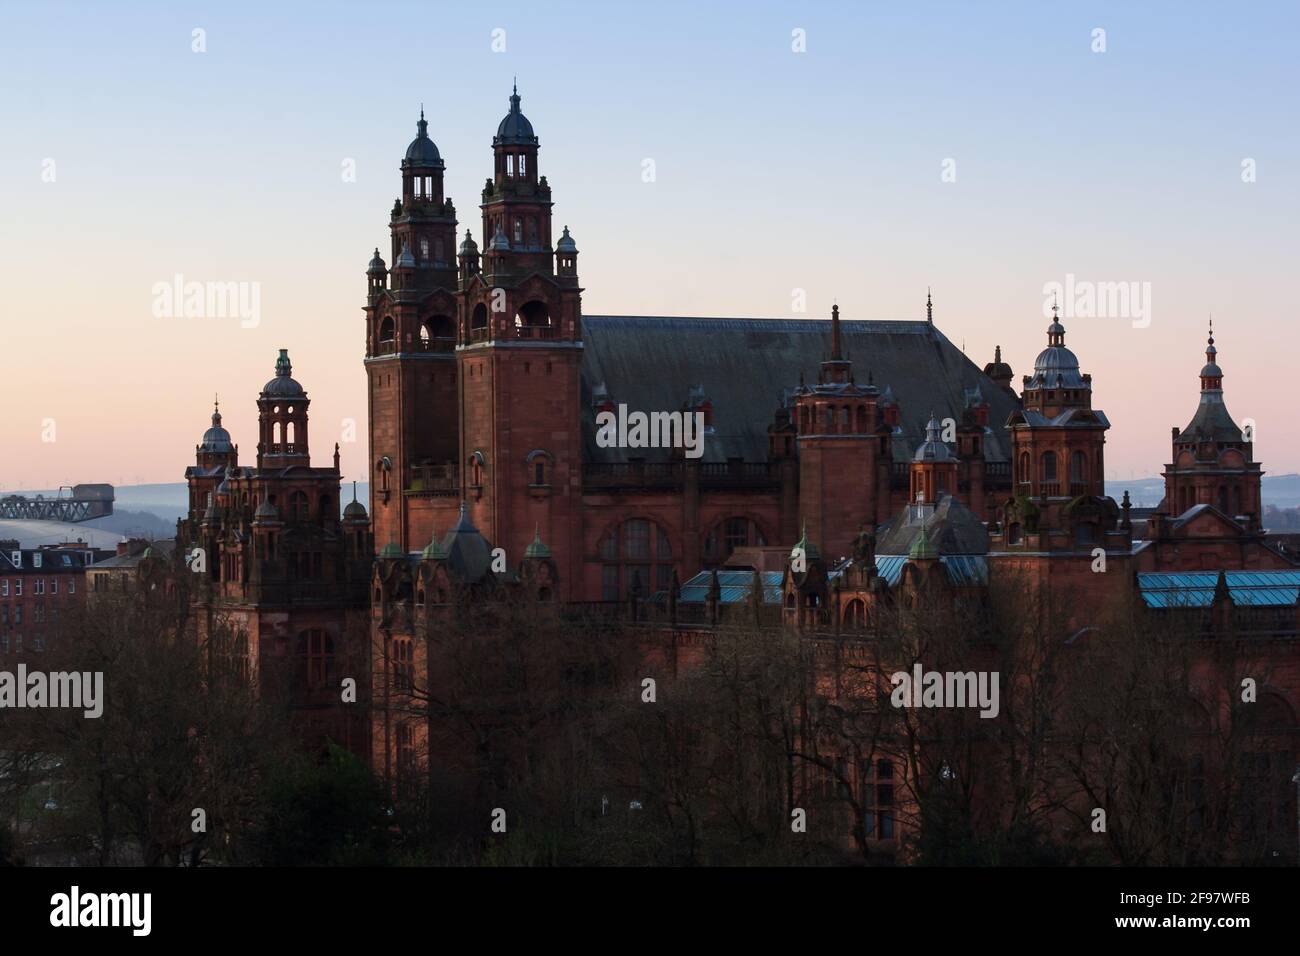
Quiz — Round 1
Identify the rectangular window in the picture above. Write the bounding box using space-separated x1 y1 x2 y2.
15 580 22 596
34 579 44 595
69 579 75 594
50 578 58 594
506 154 514 176
518 155 526 176
0 580 6 596
1 605 7 626
0 633 7 653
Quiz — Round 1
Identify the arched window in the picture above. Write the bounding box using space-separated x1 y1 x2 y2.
420 237 429 260
526 449 553 487
1007 522 1022 545
599 518 674 599
513 219 523 244
516 300 550 328
471 303 488 331
296 629 334 689
1019 452 1031 484
393 637 414 692
379 316 395 343
844 599 867 629
1041 451 1057 482
703 517 767 566
289 491 309 522
1218 486 1229 513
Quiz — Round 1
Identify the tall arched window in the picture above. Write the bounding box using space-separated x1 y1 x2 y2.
1070 450 1087 484
289 491 309 522
1019 452 1031 484
1041 451 1057 482
844 599 867 629
599 518 673 600
379 316 395 344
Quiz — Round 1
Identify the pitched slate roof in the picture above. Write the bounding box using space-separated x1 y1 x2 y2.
875 495 991 557
580 317 1021 464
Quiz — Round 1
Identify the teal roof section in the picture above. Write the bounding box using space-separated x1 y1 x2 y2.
677 570 783 605
1137 571 1300 609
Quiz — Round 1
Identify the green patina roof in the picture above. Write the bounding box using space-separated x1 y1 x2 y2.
379 540 404 559
793 520 821 562
523 526 551 559
908 523 939 561
421 530 447 561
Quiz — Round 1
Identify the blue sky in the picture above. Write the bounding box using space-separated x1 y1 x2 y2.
1 0 1297 487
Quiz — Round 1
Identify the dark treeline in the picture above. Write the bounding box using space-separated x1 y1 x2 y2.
1 576 1294 866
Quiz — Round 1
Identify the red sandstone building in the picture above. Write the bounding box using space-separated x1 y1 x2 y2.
179 90 1298 854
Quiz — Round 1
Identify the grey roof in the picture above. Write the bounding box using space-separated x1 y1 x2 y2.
403 112 444 168
459 230 478 256
394 242 417 270
441 503 492 582
556 226 577 253
579 316 1020 463
1011 407 1111 429
876 494 990 557
913 414 954 462
1176 392 1243 444
367 248 386 274
199 406 234 453
494 85 537 145
1025 318 1089 390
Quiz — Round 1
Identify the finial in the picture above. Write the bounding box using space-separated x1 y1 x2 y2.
1052 292 1060 318
830 303 842 360
926 287 933 323
351 480 357 503
995 344 1002 363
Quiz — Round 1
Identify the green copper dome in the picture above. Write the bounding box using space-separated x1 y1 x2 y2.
523 526 551 559
908 523 939 561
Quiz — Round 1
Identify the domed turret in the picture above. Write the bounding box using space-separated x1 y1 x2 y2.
367 248 386 275
402 109 444 169
913 414 954 462
494 83 538 146
459 229 479 257
261 349 307 399
1026 308 1086 390
199 399 234 454
555 225 577 254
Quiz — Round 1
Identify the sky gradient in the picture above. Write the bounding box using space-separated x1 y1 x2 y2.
2 0 1297 492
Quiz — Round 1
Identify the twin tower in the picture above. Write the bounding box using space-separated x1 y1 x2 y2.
364 88 584 590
